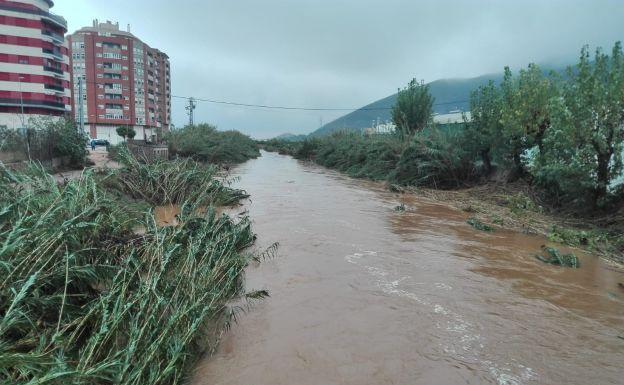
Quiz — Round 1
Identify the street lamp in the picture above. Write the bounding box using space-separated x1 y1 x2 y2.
18 76 25 128
17 75 31 160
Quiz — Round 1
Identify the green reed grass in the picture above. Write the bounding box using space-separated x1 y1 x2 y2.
0 161 264 384
109 148 249 207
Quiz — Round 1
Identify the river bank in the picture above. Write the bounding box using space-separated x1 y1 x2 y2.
401 183 624 266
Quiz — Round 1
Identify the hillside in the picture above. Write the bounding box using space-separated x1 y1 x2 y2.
310 73 503 137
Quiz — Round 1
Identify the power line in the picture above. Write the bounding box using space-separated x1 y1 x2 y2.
71 79 469 112
171 94 470 112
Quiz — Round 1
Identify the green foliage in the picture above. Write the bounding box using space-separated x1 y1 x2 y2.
297 133 403 180
535 246 579 268
533 41 624 209
115 126 134 140
111 147 248 206
465 81 503 174
467 218 495 232
498 64 560 176
295 138 322 160
391 128 477 188
0 161 259 384
167 124 260 164
2 117 88 166
392 78 435 140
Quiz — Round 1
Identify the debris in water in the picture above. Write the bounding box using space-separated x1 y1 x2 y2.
467 217 494 232
394 203 406 212
535 246 580 268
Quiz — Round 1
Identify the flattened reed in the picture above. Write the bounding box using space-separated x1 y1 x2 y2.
0 160 263 384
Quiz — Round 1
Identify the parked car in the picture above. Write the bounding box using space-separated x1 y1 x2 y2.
90 138 110 146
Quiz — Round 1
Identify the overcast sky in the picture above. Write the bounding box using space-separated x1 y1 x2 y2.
55 0 624 139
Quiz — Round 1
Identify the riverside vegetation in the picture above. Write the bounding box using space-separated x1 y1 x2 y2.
0 146 270 384
261 42 624 263
167 124 260 164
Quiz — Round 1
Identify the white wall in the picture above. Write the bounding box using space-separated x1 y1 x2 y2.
91 125 155 145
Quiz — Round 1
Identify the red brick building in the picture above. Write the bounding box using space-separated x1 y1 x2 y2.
68 20 170 144
0 0 70 129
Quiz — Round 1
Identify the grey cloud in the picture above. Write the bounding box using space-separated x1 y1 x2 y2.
56 0 624 138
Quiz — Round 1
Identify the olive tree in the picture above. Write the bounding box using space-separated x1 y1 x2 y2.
499 64 559 177
465 81 503 175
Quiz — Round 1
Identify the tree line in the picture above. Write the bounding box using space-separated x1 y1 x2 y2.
267 42 624 215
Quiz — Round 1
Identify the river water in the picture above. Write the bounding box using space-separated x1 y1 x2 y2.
192 151 624 385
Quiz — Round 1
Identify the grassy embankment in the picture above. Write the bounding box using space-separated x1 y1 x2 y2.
0 146 270 384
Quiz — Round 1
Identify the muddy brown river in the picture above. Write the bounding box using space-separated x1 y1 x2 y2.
192 151 624 385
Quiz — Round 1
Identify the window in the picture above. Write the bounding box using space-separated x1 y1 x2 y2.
18 56 29 64
103 52 122 59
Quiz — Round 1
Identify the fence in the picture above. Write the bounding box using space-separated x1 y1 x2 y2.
127 140 169 162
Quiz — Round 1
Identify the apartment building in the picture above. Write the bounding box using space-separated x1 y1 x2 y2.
0 0 71 129
68 20 171 144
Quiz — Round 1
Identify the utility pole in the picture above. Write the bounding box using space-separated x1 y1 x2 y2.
18 76 25 128
78 77 84 135
186 97 196 126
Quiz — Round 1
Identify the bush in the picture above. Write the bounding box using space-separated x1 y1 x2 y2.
391 128 477 188
1 117 88 166
167 124 260 164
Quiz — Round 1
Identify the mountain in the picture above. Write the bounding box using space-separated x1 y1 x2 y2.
309 73 504 137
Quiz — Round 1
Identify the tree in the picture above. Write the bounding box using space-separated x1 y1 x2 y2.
532 42 624 210
564 42 624 207
116 126 136 141
499 65 560 178
116 126 128 140
465 81 503 175
392 78 434 140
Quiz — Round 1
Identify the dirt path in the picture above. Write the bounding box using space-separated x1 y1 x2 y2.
53 147 120 183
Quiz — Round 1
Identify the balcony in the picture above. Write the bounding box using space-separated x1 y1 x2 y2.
41 30 64 44
104 88 123 94
41 13 67 30
44 84 65 93
42 48 64 61
43 65 64 75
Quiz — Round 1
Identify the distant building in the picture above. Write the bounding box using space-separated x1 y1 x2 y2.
68 20 171 143
433 110 471 124
0 0 71 129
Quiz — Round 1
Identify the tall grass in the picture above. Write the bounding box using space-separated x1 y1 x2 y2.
108 148 249 207
0 161 262 384
167 124 260 164
273 128 476 188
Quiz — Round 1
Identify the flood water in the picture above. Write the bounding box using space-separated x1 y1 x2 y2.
192 151 624 385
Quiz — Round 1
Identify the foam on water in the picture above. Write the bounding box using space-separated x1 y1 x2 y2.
345 250 536 385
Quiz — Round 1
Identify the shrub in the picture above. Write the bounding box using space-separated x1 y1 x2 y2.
167 124 260 164
391 128 477 188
